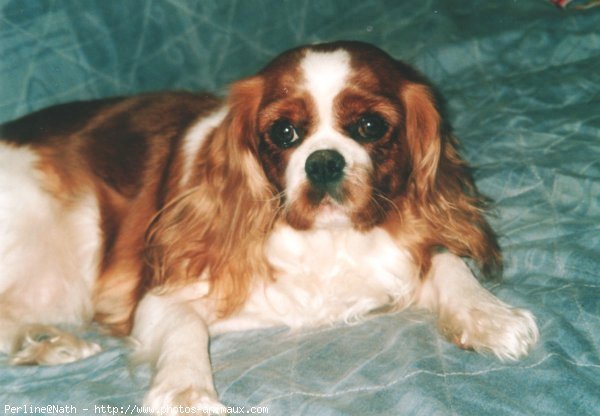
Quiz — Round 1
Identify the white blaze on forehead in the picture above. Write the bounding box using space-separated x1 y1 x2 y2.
300 49 351 125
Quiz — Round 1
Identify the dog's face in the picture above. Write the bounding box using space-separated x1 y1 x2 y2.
234 42 440 231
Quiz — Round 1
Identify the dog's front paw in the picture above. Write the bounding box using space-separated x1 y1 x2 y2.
10 325 101 365
145 384 228 415
440 301 539 361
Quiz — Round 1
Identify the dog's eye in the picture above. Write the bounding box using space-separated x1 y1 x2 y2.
270 119 301 149
353 114 388 142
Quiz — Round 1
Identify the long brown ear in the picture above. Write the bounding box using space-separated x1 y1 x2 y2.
402 83 442 198
144 76 278 316
401 81 501 277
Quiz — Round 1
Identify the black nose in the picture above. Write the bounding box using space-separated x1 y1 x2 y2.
305 149 346 186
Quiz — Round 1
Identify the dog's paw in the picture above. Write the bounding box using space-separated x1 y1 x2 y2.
145 384 228 415
440 301 539 361
10 325 101 365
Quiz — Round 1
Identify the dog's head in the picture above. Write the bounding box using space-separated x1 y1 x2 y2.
229 41 443 231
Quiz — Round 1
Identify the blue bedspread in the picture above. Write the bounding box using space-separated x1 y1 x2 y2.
1 1 599 415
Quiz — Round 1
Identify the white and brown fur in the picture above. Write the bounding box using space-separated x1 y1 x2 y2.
0 42 538 413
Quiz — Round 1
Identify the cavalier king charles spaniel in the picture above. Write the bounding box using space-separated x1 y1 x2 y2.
0 41 538 413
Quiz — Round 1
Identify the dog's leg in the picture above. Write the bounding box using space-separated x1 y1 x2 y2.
417 253 539 360
132 290 227 415
0 144 102 365
0 296 100 366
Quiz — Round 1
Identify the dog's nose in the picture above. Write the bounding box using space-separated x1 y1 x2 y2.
305 149 346 186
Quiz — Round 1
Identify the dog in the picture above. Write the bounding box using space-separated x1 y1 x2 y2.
0 41 538 414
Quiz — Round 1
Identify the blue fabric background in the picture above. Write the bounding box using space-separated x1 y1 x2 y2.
1 0 599 415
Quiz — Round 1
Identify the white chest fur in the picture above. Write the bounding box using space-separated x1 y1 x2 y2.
212 224 419 333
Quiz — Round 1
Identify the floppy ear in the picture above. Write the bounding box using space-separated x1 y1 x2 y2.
144 76 277 317
401 82 442 198
400 81 501 278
